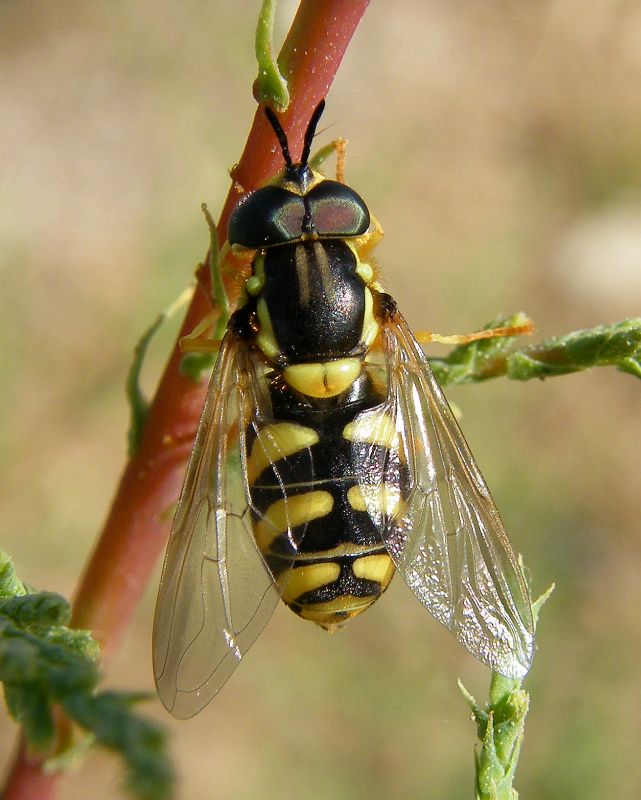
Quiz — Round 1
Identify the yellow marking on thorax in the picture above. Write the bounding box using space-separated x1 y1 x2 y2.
355 260 373 284
284 358 361 398
343 411 399 448
360 287 379 350
346 484 401 516
256 297 281 362
280 562 341 604
252 252 266 282
352 554 395 587
246 274 263 296
254 491 334 551
247 423 319 484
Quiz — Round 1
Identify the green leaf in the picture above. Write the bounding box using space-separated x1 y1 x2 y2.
178 206 228 383
255 0 289 111
201 203 229 341
507 318 641 381
430 316 641 386
126 287 195 455
178 350 217 382
0 550 174 799
0 550 27 598
1 601 99 752
127 204 227 445
63 692 173 800
5 684 57 753
428 313 534 386
1 591 71 628
126 313 164 456
44 730 96 774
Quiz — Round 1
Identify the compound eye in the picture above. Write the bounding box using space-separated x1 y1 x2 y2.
306 181 370 238
228 186 306 248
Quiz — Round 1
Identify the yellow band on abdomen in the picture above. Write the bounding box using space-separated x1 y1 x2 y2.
254 491 334 551
280 562 341 604
247 422 318 484
352 553 395 587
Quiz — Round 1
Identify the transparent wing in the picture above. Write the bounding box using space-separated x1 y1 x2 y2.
354 315 534 678
153 334 280 718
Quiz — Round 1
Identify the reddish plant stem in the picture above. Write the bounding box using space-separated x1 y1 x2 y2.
3 1 370 797
70 0 370 657
3 742 62 800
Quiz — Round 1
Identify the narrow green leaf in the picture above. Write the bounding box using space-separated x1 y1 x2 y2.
125 315 163 456
126 287 194 454
476 714 506 797
126 314 164 456
178 207 227 383
531 584 555 626
201 204 228 339
255 0 289 111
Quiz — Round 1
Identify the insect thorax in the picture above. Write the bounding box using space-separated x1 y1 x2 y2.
261 239 365 361
242 237 379 401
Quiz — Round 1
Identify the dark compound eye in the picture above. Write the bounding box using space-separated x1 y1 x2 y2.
227 180 371 249
228 186 306 248
306 181 370 238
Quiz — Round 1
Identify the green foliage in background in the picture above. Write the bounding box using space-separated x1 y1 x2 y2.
0 551 174 800
429 315 641 387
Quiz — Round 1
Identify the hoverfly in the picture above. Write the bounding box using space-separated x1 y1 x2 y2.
153 100 534 718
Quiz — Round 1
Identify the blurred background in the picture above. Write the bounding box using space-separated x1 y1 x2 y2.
1 0 640 797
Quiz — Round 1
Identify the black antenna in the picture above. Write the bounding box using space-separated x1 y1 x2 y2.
264 106 293 167
264 99 327 168
300 99 326 166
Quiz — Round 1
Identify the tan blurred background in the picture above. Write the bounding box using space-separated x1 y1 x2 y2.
2 1 641 797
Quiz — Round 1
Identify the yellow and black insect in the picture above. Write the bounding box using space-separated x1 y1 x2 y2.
153 101 534 718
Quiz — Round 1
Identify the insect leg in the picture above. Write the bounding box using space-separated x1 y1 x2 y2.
414 320 534 346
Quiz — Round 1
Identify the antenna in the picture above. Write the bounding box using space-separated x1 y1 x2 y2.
300 100 326 166
264 106 293 167
264 99 326 167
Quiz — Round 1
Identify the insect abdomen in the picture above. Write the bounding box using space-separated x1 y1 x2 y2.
247 392 402 628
